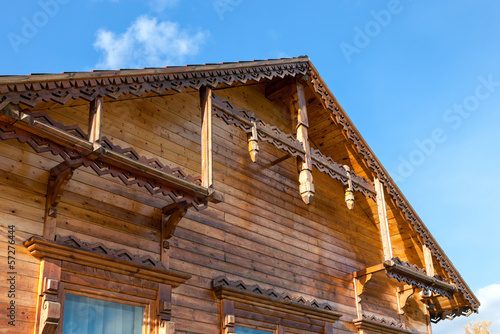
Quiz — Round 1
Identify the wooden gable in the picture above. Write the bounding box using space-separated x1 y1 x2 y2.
0 56 477 334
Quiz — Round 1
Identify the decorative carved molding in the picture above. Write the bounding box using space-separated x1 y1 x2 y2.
308 69 479 312
54 235 165 269
212 276 342 322
0 120 209 209
212 94 375 199
353 314 416 334
0 61 309 111
385 258 455 299
25 236 191 287
430 306 474 324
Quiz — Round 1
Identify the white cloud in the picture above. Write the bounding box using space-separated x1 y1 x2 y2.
94 15 208 69
433 284 500 334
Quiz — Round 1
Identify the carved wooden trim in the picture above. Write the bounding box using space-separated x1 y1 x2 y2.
0 60 309 110
161 202 188 249
212 276 342 322
0 119 210 210
212 94 375 199
25 236 191 286
430 306 474 324
386 258 456 299
353 314 417 334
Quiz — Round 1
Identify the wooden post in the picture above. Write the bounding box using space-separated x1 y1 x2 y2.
375 178 393 261
291 82 314 204
88 97 103 149
423 244 435 277
200 87 213 189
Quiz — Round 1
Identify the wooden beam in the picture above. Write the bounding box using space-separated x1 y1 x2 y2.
375 178 393 261
88 97 103 148
291 82 314 204
200 86 213 189
423 244 435 277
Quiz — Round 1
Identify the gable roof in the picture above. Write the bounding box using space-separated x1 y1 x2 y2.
0 56 479 319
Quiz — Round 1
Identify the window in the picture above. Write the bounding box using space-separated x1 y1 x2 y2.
236 327 273 334
62 294 144 334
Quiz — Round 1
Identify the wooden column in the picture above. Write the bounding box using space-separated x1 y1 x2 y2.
200 87 213 189
423 244 434 277
374 178 392 261
88 97 103 150
291 82 314 204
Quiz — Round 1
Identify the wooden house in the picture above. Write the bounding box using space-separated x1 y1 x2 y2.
0 56 478 334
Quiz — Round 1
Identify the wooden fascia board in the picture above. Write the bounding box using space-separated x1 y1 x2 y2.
305 60 479 311
25 236 191 287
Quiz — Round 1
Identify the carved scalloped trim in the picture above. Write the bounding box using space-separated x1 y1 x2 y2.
55 235 165 269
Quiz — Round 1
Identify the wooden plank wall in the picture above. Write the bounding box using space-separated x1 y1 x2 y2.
0 84 428 333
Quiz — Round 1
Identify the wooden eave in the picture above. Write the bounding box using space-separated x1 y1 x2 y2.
0 56 478 314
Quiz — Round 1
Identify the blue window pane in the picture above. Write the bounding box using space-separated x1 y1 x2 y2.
235 326 273 334
62 294 143 334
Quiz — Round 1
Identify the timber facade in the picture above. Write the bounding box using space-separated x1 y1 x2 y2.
0 56 478 334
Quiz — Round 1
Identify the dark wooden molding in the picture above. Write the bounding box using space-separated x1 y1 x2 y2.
212 276 342 322
430 306 474 324
353 314 417 334
25 236 191 287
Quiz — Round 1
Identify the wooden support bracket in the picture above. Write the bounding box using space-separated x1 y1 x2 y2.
397 286 415 316
44 161 82 240
161 202 188 249
353 272 374 319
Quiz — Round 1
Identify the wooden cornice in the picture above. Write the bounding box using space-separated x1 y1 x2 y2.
25 236 191 287
212 276 342 322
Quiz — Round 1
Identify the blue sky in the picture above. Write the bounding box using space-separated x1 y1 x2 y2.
2 1 499 332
